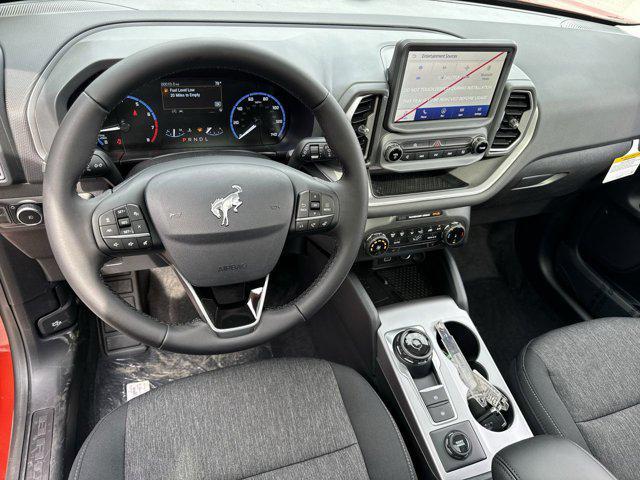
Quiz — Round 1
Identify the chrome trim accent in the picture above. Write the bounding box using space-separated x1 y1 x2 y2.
295 213 333 222
173 267 269 338
102 233 151 239
488 90 534 156
368 106 538 207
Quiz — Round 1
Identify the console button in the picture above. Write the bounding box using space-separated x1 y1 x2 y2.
457 147 470 156
123 238 138 250
126 204 143 220
421 386 449 407
401 152 415 161
443 149 457 158
131 220 149 234
444 430 472 460
428 402 455 423
100 225 118 237
114 206 128 219
415 151 428 160
429 150 443 159
104 238 125 251
99 211 116 226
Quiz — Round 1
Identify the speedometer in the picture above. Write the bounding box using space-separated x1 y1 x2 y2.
230 92 286 145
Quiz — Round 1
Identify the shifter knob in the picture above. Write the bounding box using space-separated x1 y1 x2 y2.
393 328 433 375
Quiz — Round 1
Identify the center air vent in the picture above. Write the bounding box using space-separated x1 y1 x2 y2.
490 91 532 154
348 94 379 160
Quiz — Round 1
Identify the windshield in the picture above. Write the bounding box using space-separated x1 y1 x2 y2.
504 0 640 24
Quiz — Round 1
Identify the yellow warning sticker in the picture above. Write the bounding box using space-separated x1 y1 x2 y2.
603 140 640 184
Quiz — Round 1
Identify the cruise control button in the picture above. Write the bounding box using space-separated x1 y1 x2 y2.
126 204 143 220
104 238 124 251
131 220 149 234
119 227 135 236
123 238 138 250
114 206 128 219
118 217 131 228
138 236 152 249
100 225 118 237
99 211 116 226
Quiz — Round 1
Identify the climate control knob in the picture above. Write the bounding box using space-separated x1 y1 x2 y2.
16 203 43 226
384 143 403 162
443 223 466 246
471 136 489 155
366 233 389 256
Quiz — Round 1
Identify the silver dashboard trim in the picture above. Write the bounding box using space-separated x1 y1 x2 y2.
368 106 538 207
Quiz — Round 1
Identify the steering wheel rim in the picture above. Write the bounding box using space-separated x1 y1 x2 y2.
43 39 368 354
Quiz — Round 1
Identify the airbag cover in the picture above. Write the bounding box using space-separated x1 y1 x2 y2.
145 163 294 286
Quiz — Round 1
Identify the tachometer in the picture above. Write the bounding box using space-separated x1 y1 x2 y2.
98 95 158 150
230 92 286 145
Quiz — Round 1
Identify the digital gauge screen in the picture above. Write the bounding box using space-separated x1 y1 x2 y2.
393 49 509 123
95 71 300 158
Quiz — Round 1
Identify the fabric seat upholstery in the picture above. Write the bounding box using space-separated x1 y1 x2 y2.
70 357 416 480
512 317 640 480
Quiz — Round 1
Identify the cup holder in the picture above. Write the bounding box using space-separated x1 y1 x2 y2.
436 321 480 361
468 388 514 432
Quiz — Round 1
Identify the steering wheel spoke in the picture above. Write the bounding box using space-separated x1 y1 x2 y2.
174 267 269 338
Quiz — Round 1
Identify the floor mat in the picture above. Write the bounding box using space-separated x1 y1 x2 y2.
452 222 573 374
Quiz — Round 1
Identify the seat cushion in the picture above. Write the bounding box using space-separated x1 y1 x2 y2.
70 357 416 480
512 317 640 480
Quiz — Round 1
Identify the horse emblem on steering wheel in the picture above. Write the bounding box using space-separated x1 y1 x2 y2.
211 185 243 227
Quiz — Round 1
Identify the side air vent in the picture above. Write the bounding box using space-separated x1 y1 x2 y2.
490 90 533 154
348 94 380 160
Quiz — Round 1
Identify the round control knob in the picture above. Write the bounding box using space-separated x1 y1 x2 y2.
16 203 43 226
393 328 432 369
471 136 489 155
443 223 466 246
384 143 403 162
366 233 389 256
444 430 472 460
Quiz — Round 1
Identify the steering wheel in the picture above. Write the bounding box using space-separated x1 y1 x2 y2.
43 40 368 354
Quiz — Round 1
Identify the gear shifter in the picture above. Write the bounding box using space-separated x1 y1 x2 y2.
393 328 433 376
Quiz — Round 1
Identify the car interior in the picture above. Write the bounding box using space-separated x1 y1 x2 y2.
0 1 639 479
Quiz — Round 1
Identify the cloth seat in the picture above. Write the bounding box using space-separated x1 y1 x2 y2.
70 357 416 480
512 317 640 480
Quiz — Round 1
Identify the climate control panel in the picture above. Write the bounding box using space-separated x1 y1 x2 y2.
364 220 466 257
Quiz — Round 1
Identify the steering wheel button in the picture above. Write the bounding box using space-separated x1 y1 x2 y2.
295 220 308 231
296 191 310 218
308 219 320 230
119 227 135 236
100 225 117 237
118 217 131 228
104 238 125 251
126 204 143 219
319 217 333 229
138 236 152 249
114 206 128 218
131 220 149 234
309 191 321 202
309 200 321 210
99 212 116 226
321 195 335 214
123 238 139 250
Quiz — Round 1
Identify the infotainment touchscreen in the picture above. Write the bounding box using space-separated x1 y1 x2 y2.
393 49 509 123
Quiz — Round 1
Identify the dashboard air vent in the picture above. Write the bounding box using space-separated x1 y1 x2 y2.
349 94 379 159
490 91 532 153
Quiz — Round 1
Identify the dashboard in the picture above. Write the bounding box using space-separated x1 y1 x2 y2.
71 70 313 160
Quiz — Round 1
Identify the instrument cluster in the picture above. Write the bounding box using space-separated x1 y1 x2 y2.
95 69 313 160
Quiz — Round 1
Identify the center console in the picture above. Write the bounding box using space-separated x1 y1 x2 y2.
376 297 532 479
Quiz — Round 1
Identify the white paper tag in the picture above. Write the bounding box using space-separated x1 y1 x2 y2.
126 380 151 401
603 139 640 184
